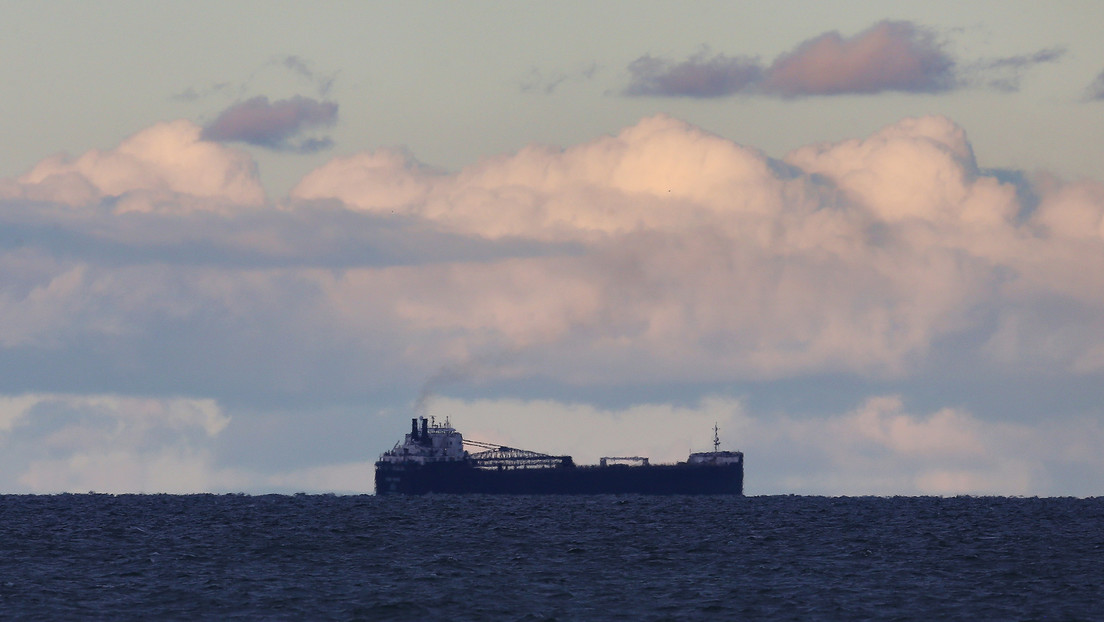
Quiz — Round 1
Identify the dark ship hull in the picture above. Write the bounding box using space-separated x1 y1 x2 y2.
375 460 743 495
375 417 743 495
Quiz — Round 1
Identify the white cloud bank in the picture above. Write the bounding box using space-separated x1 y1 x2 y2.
1 113 1103 494
0 393 375 494
0 394 229 493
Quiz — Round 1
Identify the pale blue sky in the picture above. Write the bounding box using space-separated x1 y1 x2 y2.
3 2 1102 194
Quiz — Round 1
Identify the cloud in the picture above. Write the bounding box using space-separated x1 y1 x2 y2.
761 21 954 96
3 113 1104 493
624 50 762 98
171 82 234 103
0 391 377 493
0 393 231 493
961 47 1066 92
6 120 265 208
284 114 1104 391
10 116 1104 386
518 63 599 95
281 55 337 97
624 21 1061 98
202 95 338 153
1086 69 1104 101
292 149 437 211
295 114 789 238
172 55 337 103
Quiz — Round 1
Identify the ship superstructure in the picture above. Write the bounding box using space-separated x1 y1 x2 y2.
376 416 468 465
375 417 743 495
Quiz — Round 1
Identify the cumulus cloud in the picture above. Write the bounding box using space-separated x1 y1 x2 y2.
315 121 1104 442
284 117 947 377
275 115 1104 386
6 120 265 209
293 115 791 240
202 95 338 153
3 112 1104 493
292 149 437 211
624 21 1061 98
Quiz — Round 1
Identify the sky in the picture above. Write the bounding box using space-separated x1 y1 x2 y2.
1 1 1103 496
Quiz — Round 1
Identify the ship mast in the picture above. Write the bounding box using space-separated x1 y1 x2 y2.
713 422 720 452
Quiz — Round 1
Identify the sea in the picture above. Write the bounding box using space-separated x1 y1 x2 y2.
2 494 1101 620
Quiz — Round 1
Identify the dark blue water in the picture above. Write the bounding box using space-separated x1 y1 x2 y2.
2 495 1101 620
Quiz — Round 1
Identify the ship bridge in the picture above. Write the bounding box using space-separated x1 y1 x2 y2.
377 416 466 464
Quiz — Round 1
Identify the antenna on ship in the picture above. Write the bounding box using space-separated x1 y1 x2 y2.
713 422 720 452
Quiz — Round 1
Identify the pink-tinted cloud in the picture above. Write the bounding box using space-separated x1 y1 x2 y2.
624 20 1062 98
202 95 338 153
762 21 954 96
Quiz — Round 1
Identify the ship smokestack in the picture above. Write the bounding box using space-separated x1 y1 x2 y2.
421 418 429 445
411 418 419 441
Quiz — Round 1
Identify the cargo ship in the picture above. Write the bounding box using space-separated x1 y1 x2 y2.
375 417 743 495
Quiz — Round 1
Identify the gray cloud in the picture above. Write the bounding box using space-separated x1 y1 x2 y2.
281 55 337 97
518 63 599 95
963 47 1067 92
981 47 1066 70
0 196 574 272
171 82 235 103
1086 69 1104 101
202 96 338 153
173 55 337 104
624 51 762 98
